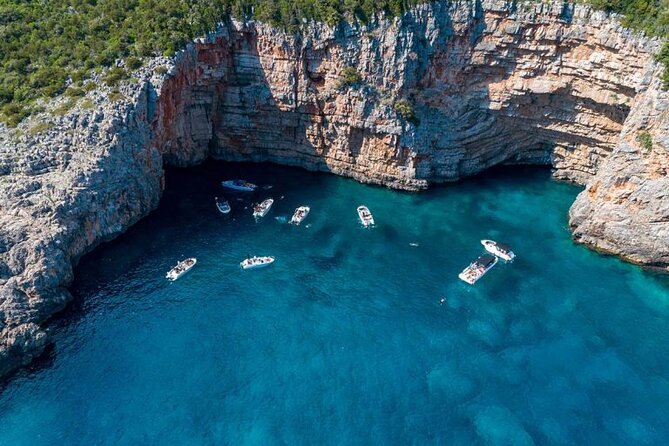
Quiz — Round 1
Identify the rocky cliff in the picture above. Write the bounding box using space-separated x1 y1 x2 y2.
156 1 660 188
569 68 669 268
0 0 666 379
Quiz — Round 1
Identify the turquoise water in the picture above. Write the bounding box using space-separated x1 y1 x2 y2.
1 162 669 445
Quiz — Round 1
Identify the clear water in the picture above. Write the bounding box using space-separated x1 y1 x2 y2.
1 162 668 445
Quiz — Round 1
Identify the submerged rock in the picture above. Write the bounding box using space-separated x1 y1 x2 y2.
472 405 535 446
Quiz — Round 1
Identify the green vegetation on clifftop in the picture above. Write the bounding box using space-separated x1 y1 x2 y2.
0 0 423 125
587 0 669 87
0 0 667 126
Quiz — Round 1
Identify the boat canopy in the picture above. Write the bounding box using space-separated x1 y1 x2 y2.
476 254 497 267
496 242 511 252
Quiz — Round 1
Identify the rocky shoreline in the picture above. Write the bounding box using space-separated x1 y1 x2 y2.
1 0 667 380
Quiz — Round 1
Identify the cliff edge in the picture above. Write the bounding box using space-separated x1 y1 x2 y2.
0 0 666 379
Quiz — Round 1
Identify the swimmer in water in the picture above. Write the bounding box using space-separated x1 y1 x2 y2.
440 298 446 304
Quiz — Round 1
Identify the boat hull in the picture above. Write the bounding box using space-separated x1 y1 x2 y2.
253 199 274 218
215 198 231 214
290 206 310 225
240 257 275 270
357 206 375 227
458 271 476 285
221 180 257 192
166 258 197 281
481 240 515 262
241 262 273 270
458 255 498 285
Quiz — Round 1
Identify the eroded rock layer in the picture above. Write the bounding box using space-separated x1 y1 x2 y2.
0 0 666 379
156 1 659 188
569 68 669 268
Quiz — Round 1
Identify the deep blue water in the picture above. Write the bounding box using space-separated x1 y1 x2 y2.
1 162 669 445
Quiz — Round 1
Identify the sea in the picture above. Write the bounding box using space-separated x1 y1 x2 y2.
1 162 668 445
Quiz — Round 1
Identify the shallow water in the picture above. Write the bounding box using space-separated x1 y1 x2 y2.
1 163 668 445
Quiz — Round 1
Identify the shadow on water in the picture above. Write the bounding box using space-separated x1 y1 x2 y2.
0 344 58 391
308 252 345 271
64 163 559 314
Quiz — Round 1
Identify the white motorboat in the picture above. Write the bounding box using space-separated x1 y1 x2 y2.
290 206 310 225
357 205 375 227
240 256 275 270
253 198 274 218
458 254 498 285
166 258 197 281
481 239 515 262
221 179 257 192
215 197 231 214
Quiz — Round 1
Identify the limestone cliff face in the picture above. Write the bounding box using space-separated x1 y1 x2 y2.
155 0 659 189
569 69 669 268
0 71 165 378
0 0 666 379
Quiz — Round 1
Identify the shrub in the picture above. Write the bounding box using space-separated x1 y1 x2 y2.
70 69 88 84
108 89 124 102
636 131 653 152
52 100 76 116
103 67 128 87
126 56 143 70
80 98 95 110
1 103 31 127
656 42 669 90
338 67 363 89
65 87 86 98
154 66 169 75
394 99 419 125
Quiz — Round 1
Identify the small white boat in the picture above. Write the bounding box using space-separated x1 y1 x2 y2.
357 205 375 227
253 198 274 218
458 254 498 285
240 256 275 270
215 197 231 214
221 179 257 192
166 258 197 281
290 206 310 225
481 240 515 262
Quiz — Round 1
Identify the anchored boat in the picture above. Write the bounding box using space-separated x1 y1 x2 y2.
166 258 197 281
215 197 231 214
357 205 375 227
240 256 275 270
290 206 310 225
481 240 515 262
253 198 274 218
221 179 257 192
458 254 498 285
